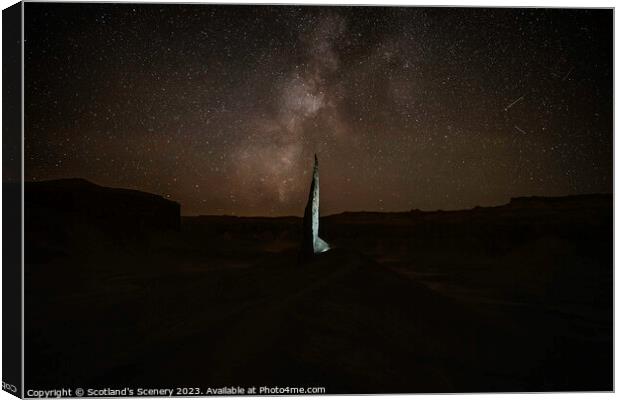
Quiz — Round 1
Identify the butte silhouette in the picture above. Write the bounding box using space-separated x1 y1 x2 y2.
300 154 330 260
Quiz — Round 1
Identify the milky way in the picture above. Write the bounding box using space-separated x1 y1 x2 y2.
25 5 613 215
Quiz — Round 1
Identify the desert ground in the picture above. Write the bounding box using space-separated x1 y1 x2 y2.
24 180 612 393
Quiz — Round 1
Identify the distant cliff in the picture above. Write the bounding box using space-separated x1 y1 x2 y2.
25 178 180 236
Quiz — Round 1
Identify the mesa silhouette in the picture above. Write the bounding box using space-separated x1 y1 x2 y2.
24 179 612 393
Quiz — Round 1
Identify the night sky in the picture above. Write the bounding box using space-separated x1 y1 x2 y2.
25 4 613 216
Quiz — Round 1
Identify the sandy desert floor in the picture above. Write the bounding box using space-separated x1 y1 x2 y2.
25 192 612 393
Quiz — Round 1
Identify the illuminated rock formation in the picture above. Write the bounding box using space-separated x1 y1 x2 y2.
300 154 330 259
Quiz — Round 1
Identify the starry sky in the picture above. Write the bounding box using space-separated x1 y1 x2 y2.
25 4 613 216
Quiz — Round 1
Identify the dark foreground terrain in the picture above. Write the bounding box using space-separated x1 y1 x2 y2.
25 180 612 393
